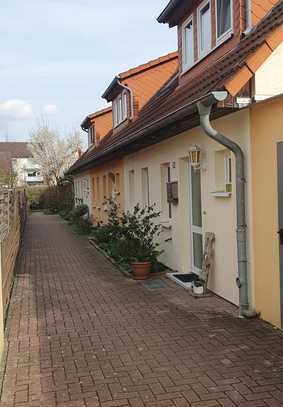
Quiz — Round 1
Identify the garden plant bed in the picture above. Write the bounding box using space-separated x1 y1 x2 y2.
88 237 169 279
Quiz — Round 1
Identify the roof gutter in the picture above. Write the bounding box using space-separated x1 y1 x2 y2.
69 91 234 175
197 92 258 318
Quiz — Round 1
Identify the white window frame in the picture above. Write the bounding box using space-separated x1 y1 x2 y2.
197 0 212 59
216 0 233 45
182 14 195 72
113 90 128 128
224 154 232 191
88 125 96 146
161 163 172 221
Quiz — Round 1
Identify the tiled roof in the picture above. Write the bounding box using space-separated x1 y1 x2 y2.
0 152 13 174
68 1 283 175
0 142 31 158
88 106 112 120
119 52 178 80
81 106 112 130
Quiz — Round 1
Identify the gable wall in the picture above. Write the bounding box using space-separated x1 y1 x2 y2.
121 58 178 118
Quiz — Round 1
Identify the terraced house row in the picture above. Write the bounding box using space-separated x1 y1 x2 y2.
68 0 283 328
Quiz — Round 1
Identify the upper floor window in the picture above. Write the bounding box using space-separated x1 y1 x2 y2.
88 125 96 147
113 90 128 127
181 0 233 72
182 16 194 70
217 0 232 42
198 1 211 57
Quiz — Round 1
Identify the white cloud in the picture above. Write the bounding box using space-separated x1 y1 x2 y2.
43 104 58 114
0 99 33 121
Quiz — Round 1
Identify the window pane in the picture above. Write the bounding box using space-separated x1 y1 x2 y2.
200 3 211 53
184 19 194 67
142 168 150 206
129 170 135 208
193 232 203 269
217 0 231 37
191 168 202 227
122 92 128 120
118 96 122 123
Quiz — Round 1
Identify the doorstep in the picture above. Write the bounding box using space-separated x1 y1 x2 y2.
167 272 213 298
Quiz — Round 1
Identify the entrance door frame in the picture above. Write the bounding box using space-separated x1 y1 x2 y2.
189 163 203 275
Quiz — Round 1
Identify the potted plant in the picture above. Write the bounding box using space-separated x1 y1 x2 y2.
121 204 163 280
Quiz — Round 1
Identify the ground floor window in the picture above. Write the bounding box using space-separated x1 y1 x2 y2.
129 170 135 208
161 163 172 220
141 167 150 206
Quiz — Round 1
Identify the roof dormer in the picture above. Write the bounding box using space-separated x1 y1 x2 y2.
102 78 132 129
102 53 178 130
81 107 112 148
159 0 237 79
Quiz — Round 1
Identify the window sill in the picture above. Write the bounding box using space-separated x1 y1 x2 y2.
211 191 232 198
113 117 128 129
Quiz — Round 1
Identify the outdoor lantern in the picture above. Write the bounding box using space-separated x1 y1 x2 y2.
189 144 201 169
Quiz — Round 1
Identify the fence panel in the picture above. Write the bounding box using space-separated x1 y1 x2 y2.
0 189 26 326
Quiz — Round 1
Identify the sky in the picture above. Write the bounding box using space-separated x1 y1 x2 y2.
0 0 177 144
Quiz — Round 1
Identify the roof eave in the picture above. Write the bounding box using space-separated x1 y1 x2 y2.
157 0 191 27
81 116 91 131
69 91 229 175
102 76 122 102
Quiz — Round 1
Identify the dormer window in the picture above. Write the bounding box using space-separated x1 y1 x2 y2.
198 1 211 57
216 0 232 43
88 124 96 147
181 0 234 73
113 90 128 127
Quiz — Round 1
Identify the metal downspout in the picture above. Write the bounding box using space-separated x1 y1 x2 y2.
197 92 257 318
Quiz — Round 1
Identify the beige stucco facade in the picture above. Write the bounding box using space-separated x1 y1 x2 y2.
255 43 283 100
89 160 125 224
250 96 283 327
124 109 255 307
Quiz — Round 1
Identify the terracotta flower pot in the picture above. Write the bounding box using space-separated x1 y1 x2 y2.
131 261 151 280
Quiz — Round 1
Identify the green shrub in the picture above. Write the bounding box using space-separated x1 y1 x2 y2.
72 217 92 235
92 199 163 265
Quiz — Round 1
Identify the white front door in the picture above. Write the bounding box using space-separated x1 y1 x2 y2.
190 165 203 274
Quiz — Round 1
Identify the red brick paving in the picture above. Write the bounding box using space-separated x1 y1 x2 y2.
1 213 283 407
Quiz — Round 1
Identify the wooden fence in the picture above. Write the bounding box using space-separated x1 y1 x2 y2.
0 189 26 360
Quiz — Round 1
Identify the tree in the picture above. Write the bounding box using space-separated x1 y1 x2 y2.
29 120 82 186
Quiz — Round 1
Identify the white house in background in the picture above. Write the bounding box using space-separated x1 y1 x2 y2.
12 157 43 186
0 142 44 187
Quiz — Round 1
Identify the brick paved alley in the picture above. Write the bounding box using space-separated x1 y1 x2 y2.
1 213 283 407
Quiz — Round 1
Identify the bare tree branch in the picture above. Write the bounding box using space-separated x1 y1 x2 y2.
29 120 82 186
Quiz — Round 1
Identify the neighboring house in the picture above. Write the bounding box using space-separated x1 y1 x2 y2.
0 142 44 187
72 107 113 210
69 52 178 222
